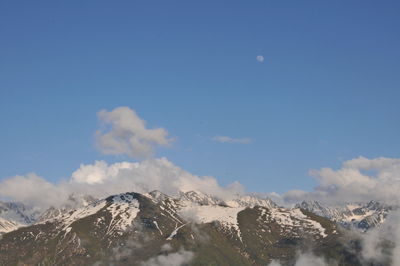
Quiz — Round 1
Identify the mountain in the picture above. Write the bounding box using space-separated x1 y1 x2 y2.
296 200 394 230
0 201 39 225
0 191 363 265
0 201 41 234
0 194 97 235
36 194 97 223
0 216 20 234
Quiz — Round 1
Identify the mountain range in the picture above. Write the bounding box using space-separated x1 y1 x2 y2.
0 191 396 265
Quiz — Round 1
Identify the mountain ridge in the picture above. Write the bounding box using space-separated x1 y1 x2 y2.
0 190 378 265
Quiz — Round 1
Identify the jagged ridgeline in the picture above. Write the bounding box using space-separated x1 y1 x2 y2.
0 191 387 265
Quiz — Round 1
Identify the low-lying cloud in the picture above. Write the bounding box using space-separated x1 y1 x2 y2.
0 158 244 211
282 156 400 205
268 252 328 266
140 248 194 266
359 210 400 265
96 107 173 159
2 155 400 218
0 173 69 211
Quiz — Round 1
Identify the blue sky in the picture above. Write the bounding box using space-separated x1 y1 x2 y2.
1 1 399 194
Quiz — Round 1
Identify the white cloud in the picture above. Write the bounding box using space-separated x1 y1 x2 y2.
294 253 327 266
267 261 282 266
70 158 244 200
0 158 244 211
0 173 69 210
282 156 400 205
71 161 133 185
256 55 264 63
268 253 327 266
140 248 194 266
359 210 400 265
212 136 251 144
111 238 144 262
96 107 173 159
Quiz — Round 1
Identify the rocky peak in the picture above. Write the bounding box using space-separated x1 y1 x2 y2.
178 190 222 206
148 190 171 202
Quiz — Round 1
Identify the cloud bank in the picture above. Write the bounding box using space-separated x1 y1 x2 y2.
96 107 173 159
212 136 251 144
0 158 244 211
2 154 400 217
282 156 400 205
0 173 69 211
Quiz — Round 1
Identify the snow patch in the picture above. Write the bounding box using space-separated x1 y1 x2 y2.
106 194 140 235
60 200 107 231
291 209 327 238
0 217 22 234
153 220 163 235
259 207 328 238
179 203 244 240
167 223 187 240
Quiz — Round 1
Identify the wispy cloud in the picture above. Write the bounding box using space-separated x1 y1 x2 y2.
212 136 252 144
256 55 264 63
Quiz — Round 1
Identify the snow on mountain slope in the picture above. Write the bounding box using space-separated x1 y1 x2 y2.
38 192 141 238
105 194 140 234
0 201 41 234
177 191 246 238
36 194 97 223
152 191 328 241
296 200 349 221
0 217 22 234
297 200 394 230
178 191 222 206
258 207 328 238
58 200 107 232
1 189 388 240
144 190 276 241
226 195 276 209
0 201 39 225
0 191 362 266
179 203 245 239
0 194 99 235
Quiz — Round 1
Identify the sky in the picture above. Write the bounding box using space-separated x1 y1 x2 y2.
1 0 400 195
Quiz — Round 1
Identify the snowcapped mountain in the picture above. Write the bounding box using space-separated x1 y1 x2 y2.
0 190 365 265
0 194 97 234
0 201 39 225
36 194 97 223
0 216 21 234
0 201 41 234
296 200 394 230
